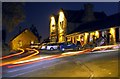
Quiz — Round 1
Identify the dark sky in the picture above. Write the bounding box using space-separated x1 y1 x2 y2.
18 2 118 41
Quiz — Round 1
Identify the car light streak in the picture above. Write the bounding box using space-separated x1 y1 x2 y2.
17 50 84 64
13 55 56 64
14 51 83 64
0 48 24 60
15 49 91 64
0 48 39 67
92 45 117 51
7 55 61 68
113 44 120 49
61 49 90 56
91 49 119 53
9 60 68 77
7 58 61 73
61 51 82 56
12 48 39 64
7 49 92 68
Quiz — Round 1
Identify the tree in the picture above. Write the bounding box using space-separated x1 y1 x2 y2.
2 29 6 43
38 35 42 43
42 37 50 43
30 24 39 40
2 2 25 32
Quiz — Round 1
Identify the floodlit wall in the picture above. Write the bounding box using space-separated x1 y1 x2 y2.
58 10 67 42
50 15 57 42
66 27 118 46
10 30 38 50
109 27 116 44
84 33 89 45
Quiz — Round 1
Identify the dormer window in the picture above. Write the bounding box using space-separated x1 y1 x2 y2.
62 21 64 28
52 25 55 31
60 21 64 29
51 16 55 26
60 22 62 25
59 11 64 22
52 25 55 27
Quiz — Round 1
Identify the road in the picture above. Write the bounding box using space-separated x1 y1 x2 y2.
2 49 119 78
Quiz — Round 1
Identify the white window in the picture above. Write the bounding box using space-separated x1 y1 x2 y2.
18 40 22 47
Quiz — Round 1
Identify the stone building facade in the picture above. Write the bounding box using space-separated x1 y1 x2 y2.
49 3 120 46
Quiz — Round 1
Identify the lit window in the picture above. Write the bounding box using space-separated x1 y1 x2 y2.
95 31 99 38
31 41 34 44
18 40 22 47
52 25 55 31
25 30 28 32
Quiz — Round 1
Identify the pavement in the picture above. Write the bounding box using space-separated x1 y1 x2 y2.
2 48 119 78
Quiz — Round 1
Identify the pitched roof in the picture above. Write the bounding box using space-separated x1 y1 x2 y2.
9 28 37 42
9 28 28 42
62 9 107 23
64 10 84 23
94 12 107 20
69 12 120 34
50 14 58 22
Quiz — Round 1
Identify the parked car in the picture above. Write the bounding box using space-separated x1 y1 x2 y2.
58 42 79 52
40 43 47 50
40 42 81 52
30 43 42 49
45 43 59 50
30 44 39 48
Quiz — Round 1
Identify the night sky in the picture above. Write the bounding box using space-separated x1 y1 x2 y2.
15 2 119 41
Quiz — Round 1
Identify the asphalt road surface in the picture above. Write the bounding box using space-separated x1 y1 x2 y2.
2 49 119 78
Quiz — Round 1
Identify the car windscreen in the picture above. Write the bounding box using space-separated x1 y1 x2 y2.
47 43 58 46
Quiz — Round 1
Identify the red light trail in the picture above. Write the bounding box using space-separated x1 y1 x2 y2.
0 48 39 67
7 49 92 68
0 48 24 60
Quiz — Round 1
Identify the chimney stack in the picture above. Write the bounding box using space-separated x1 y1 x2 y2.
118 1 120 12
82 3 96 22
84 3 94 16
